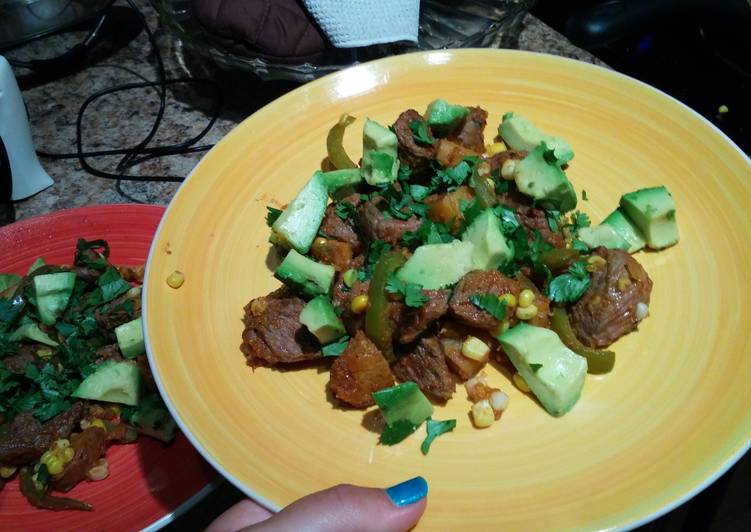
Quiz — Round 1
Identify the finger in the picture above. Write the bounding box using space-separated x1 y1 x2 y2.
244 476 428 532
206 498 273 532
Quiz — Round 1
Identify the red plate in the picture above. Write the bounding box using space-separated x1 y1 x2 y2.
0 205 217 531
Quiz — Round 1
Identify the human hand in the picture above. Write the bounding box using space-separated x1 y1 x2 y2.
207 476 428 532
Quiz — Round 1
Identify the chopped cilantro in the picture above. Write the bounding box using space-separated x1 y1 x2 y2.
469 293 507 321
421 418 457 455
358 241 391 281
582 189 588 201
386 273 429 308
546 210 561 233
493 205 520 235
459 198 483 228
402 220 453 248
334 201 356 220
432 157 478 190
322 335 350 357
408 184 431 202
530 363 543 373
265 206 282 227
572 239 590 253
566 211 591 238
547 261 591 303
409 120 435 146
494 179 509 194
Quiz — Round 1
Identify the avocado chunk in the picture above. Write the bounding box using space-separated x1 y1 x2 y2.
498 112 574 164
319 168 362 199
361 119 399 186
396 240 475 289
115 317 145 359
72 360 141 406
9 321 59 347
33 272 76 325
619 186 678 249
123 393 177 443
601 208 646 253
0 274 21 293
425 99 469 136
499 323 587 417
514 143 577 212
299 296 346 344
271 171 328 254
578 224 630 251
462 209 513 270
275 249 335 298
372 381 433 427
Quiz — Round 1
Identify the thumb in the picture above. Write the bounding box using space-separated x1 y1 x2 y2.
245 476 428 532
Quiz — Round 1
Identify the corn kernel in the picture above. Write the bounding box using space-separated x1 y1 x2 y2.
501 159 517 180
350 295 369 314
617 276 631 291
54 438 70 450
515 304 538 321
499 293 516 308
636 302 649 321
0 466 16 478
61 447 75 463
40 450 54 465
461 336 490 362
490 390 509 413
37 348 53 358
477 161 491 177
518 289 535 308
313 236 327 248
490 319 510 338
166 270 184 289
472 399 495 428
513 372 531 393
87 459 109 482
91 419 106 430
46 456 64 476
486 142 507 156
342 269 358 288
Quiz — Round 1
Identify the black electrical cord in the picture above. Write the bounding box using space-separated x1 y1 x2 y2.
29 0 223 203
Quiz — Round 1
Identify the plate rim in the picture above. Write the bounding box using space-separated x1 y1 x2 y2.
1 203 217 530
142 48 751 530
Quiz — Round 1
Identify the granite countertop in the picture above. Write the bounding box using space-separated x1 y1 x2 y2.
8 1 605 221
4 1 605 527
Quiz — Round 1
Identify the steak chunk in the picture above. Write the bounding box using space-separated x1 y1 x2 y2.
393 337 455 402
0 403 84 467
393 109 436 177
450 270 521 330
498 188 566 249
241 287 322 367
398 289 450 344
329 331 395 408
319 202 363 254
447 106 487 153
570 248 653 348
356 197 421 246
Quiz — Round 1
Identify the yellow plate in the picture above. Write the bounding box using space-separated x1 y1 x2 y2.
144 49 751 530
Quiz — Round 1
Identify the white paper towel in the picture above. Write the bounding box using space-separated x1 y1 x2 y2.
0 56 54 200
302 0 420 48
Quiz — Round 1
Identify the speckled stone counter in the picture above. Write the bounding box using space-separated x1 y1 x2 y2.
7 2 605 221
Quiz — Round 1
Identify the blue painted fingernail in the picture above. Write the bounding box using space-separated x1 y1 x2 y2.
385 476 428 507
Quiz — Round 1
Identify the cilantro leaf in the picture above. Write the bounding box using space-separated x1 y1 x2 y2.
582 189 588 201
322 335 350 357
565 211 591 238
494 205 520 234
334 201 356 220
546 210 561 233
386 273 428 308
358 241 391 282
84 267 130 309
469 293 507 321
572 239 590 253
433 158 476 189
547 261 591 303
529 363 543 373
408 184 431 202
421 418 457 455
380 419 419 445
409 120 435 146
74 239 110 271
401 220 453 248
459 198 483 228
265 206 282 227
